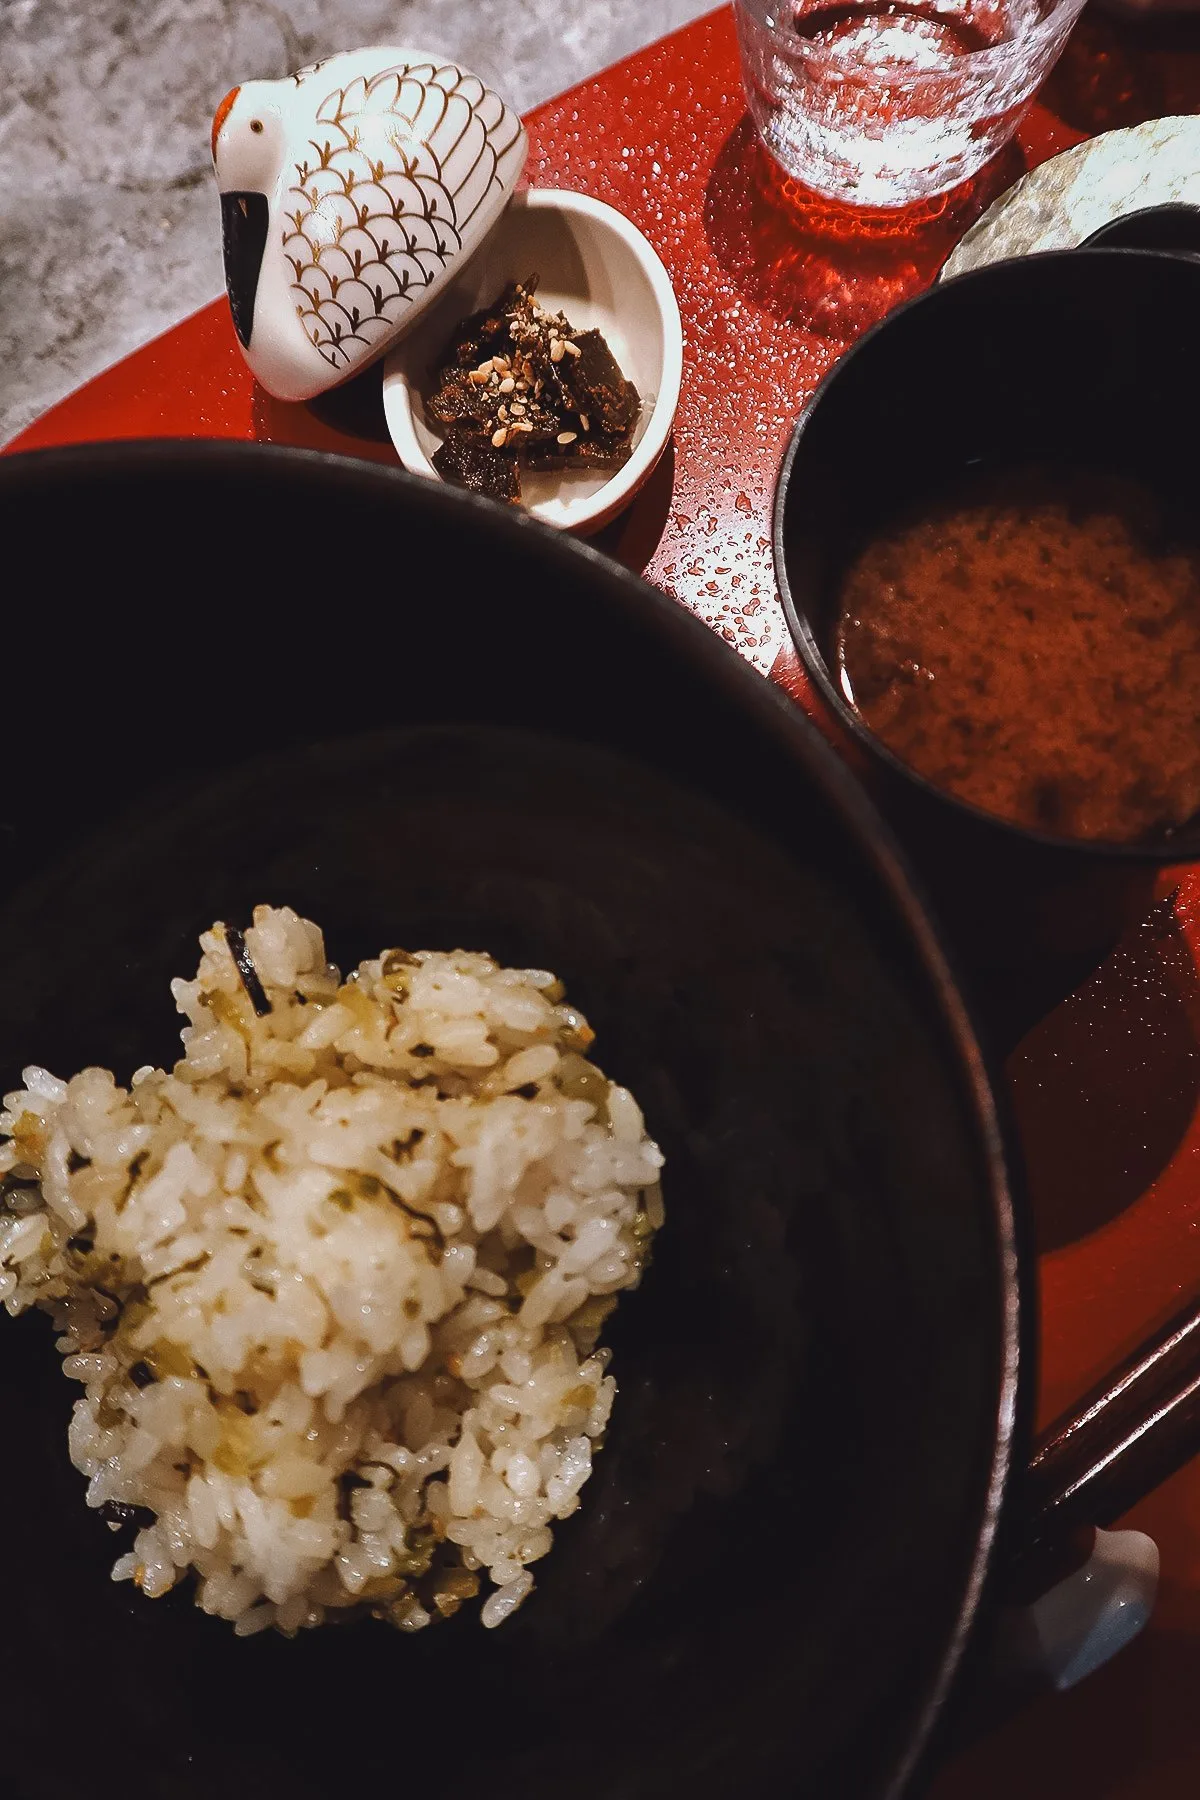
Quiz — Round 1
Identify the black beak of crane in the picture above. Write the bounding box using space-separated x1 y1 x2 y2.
219 192 270 350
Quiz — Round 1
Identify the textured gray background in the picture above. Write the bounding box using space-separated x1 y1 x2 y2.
0 0 712 444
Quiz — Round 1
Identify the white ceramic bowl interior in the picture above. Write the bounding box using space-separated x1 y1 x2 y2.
382 187 682 532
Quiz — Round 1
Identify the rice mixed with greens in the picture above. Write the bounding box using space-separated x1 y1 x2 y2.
0 905 663 1636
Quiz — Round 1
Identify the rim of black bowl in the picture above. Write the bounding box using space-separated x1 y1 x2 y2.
0 438 1029 1800
773 247 1200 864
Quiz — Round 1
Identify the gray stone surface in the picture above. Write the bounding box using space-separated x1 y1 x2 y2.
0 0 712 443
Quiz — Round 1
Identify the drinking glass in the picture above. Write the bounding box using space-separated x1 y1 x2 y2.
734 0 1087 207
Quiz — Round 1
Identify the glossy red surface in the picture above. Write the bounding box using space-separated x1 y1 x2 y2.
7 8 1200 1792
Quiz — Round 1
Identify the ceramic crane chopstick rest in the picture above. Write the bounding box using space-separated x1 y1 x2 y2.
211 48 527 403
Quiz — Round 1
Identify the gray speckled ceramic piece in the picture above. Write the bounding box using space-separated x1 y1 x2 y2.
0 0 713 446
942 115 1200 278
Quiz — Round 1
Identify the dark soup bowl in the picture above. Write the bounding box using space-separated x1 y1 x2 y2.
774 248 1200 1049
0 443 1024 1800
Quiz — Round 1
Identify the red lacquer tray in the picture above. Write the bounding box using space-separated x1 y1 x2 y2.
8 8 1200 1793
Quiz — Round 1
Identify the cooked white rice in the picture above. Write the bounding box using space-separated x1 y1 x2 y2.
0 905 663 1636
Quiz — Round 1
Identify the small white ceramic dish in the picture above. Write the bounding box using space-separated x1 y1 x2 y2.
381 187 683 533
